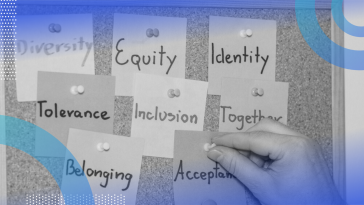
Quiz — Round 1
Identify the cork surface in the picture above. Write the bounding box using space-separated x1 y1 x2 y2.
5 5 332 205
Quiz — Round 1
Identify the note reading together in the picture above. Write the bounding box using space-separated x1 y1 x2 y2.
219 78 289 132
36 72 115 157
16 14 95 101
131 73 208 158
208 16 277 95
61 129 144 205
112 14 187 96
174 131 247 205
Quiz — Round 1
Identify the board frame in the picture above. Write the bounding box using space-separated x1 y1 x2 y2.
1 0 346 203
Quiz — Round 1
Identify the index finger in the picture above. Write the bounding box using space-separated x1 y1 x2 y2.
212 131 291 160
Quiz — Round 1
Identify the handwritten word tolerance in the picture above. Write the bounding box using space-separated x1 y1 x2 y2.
37 101 110 120
115 38 177 74
220 107 282 130
66 159 133 191
211 43 269 74
174 160 235 185
16 37 93 67
134 103 198 124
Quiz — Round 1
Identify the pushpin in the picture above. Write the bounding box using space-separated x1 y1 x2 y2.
70 85 78 95
97 143 110 152
53 24 62 33
146 28 154 38
257 87 264 96
77 85 85 94
49 23 56 33
239 29 246 38
252 88 264 96
201 199 217 205
168 89 175 98
153 28 159 37
97 143 104 152
174 89 180 97
246 29 253 37
203 143 216 151
103 143 110 151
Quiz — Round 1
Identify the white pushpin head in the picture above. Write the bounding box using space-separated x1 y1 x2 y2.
146 28 154 38
257 87 264 96
201 199 217 205
97 143 110 152
239 30 246 38
70 85 78 95
168 89 175 98
97 143 104 152
53 24 62 33
49 23 56 33
103 142 110 151
77 85 85 94
246 29 253 37
251 88 259 96
174 89 180 97
252 88 264 96
204 143 216 152
153 28 159 37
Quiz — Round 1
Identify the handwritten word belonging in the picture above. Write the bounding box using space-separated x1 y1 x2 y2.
66 159 133 191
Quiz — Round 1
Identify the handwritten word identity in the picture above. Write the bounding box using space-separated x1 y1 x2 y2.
211 43 269 74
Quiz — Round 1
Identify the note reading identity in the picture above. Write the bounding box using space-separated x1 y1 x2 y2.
208 16 277 95
35 72 115 157
219 78 289 132
112 14 187 96
16 14 95 101
174 130 247 205
61 129 144 205
131 73 208 158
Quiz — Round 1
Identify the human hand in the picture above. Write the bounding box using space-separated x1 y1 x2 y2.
207 118 345 205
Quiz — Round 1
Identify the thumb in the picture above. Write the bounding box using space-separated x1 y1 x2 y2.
207 146 268 188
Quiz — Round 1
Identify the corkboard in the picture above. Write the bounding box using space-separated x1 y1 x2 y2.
5 5 332 205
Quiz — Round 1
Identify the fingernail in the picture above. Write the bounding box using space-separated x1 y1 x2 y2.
208 149 222 161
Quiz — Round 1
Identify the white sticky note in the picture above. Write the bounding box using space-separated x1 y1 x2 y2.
208 16 277 95
16 14 95 102
61 129 144 205
112 14 187 96
219 78 289 132
131 73 208 158
174 131 247 205
36 72 115 157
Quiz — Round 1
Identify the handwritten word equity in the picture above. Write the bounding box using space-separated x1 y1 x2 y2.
211 43 269 74
174 160 235 185
66 159 133 191
16 37 93 67
220 107 282 130
115 38 177 74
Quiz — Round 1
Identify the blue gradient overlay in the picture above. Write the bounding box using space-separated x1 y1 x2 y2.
296 0 364 70
0 115 95 205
